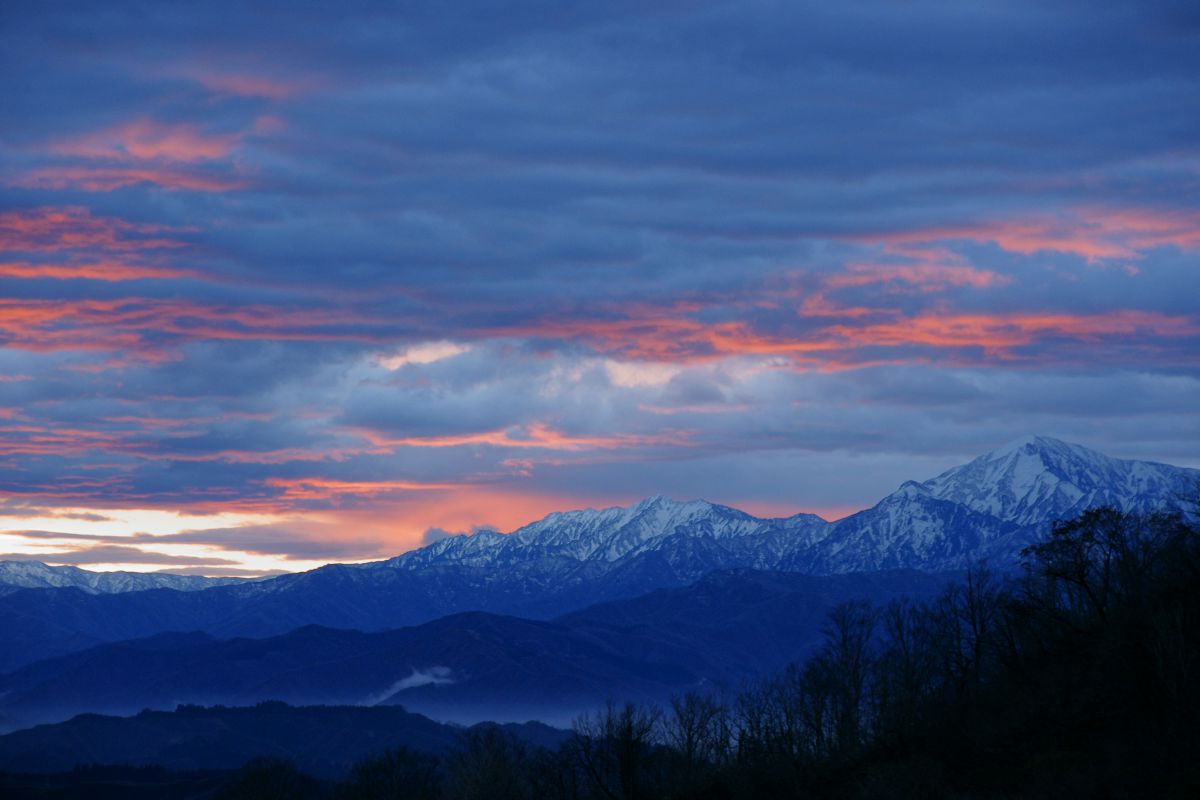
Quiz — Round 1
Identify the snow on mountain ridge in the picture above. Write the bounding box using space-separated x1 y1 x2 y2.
922 435 1194 526
390 495 777 569
0 560 247 595
384 435 1197 577
10 438 1191 588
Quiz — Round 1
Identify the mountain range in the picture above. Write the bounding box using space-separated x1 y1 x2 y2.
0 702 567 777
0 436 1193 674
0 568 944 730
0 561 246 596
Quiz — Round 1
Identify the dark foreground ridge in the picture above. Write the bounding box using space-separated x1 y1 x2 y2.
0 702 566 779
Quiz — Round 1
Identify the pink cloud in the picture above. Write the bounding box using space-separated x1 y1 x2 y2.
826 262 1010 292
0 206 187 253
863 206 1200 262
14 166 247 193
353 422 693 452
49 118 239 162
190 72 311 100
0 260 193 281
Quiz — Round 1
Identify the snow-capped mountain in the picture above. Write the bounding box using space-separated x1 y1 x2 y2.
922 434 1193 525
1 436 1194 674
0 560 246 596
389 496 826 571
381 435 1198 577
798 435 1197 573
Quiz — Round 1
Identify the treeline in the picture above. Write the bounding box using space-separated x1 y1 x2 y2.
102 506 1200 799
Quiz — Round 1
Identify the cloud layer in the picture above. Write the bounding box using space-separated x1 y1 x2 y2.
1 1 1198 572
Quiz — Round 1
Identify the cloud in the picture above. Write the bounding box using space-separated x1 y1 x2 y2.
0 207 188 253
860 207 1200 263
138 524 392 561
49 119 240 162
152 565 288 578
0 545 239 567
13 165 248 192
364 666 455 706
376 341 471 369
420 524 497 546
0 0 1196 573
420 527 454 546
0 522 393 564
186 71 313 100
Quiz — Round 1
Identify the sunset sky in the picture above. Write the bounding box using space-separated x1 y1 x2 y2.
1 1 1198 575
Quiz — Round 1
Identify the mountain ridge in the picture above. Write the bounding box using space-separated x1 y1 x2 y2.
0 561 248 596
0 703 568 777
0 436 1193 673
0 568 949 731
375 435 1196 578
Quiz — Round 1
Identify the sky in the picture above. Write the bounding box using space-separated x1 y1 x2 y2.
1 0 1198 575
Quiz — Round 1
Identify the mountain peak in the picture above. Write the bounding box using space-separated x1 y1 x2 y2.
922 435 1193 527
989 433 1050 456
984 434 1092 461
629 494 719 514
379 438 1195 577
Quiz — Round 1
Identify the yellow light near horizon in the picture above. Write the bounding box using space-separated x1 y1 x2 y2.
0 507 279 538
0 530 335 576
0 507 331 575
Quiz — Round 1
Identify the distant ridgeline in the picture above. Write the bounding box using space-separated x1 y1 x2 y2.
0 436 1194 732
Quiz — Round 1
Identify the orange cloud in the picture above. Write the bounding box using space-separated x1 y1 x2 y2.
0 206 187 253
826 262 1010 292
356 422 693 452
10 117 257 192
867 206 1200 261
825 309 1199 357
0 297 391 354
0 260 193 281
50 119 240 162
0 411 382 470
191 72 312 100
499 297 1198 372
14 166 247 193
497 307 755 363
263 477 465 501
0 422 130 457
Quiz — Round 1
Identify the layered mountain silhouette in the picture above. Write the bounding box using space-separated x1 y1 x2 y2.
0 436 1194 675
0 702 566 777
0 569 945 730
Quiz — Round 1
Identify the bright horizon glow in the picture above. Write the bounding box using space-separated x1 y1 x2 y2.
0 494 861 575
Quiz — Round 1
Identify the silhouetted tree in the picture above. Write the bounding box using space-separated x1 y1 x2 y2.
821 598 878 752
872 598 940 747
218 757 323 800
571 700 663 800
445 727 532 800
340 747 441 800
665 691 732 777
